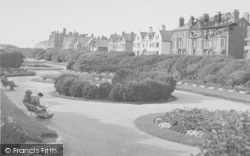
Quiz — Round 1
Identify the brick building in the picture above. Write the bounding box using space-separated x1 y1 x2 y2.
244 25 250 59
171 10 250 59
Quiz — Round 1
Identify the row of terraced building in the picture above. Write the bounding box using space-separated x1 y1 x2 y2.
35 9 250 59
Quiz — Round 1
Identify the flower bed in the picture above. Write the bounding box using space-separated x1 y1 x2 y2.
155 108 250 155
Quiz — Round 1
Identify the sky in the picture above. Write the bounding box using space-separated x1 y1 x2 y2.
0 0 250 48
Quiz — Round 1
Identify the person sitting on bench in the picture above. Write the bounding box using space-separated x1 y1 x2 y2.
1 73 18 90
31 92 54 118
23 91 53 118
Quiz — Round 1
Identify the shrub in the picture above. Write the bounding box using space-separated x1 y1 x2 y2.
227 70 250 86
67 61 75 70
98 82 112 98
109 83 126 101
59 76 77 96
54 74 76 93
112 68 132 85
82 83 98 99
69 80 89 97
139 79 172 101
124 81 140 101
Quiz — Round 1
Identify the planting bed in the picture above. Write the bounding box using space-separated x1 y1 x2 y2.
154 108 250 155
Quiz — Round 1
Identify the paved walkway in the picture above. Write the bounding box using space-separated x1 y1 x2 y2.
3 69 250 156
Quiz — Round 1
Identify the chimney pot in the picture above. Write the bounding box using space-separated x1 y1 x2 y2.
243 12 250 22
162 25 166 30
179 17 185 27
149 27 153 33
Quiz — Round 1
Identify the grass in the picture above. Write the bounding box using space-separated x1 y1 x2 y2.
176 84 250 104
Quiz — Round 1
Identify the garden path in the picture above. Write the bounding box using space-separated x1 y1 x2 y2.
4 69 250 156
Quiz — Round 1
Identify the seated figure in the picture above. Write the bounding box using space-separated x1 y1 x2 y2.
1 73 18 90
23 90 53 118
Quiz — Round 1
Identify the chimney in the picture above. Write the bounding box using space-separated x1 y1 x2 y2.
243 12 250 22
179 17 184 27
203 14 209 22
149 27 153 33
162 25 166 30
63 28 66 34
189 16 194 26
232 9 239 22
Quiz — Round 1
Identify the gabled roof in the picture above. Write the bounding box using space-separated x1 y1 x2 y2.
110 34 121 42
148 32 155 39
140 32 147 39
95 39 109 47
75 37 92 46
172 24 190 31
122 33 136 42
159 30 173 42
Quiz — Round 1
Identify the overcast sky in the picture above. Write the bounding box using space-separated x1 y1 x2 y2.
0 0 249 48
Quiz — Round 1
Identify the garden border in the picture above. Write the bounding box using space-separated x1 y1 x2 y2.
134 113 203 146
176 84 250 104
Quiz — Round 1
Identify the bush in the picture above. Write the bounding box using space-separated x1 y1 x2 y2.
54 74 76 93
124 81 140 101
109 79 173 102
109 83 126 101
226 70 250 86
112 68 132 85
98 82 112 98
69 80 89 97
82 83 98 99
67 61 75 70
139 79 172 101
59 76 77 96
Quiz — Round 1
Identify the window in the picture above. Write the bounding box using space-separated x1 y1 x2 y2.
221 39 225 48
156 51 159 55
156 43 159 48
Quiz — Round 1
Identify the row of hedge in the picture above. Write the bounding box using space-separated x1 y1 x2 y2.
20 48 250 92
54 74 175 102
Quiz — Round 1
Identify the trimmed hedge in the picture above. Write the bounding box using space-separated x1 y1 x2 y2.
82 83 98 99
98 82 112 98
109 79 174 102
55 74 174 102
22 48 250 92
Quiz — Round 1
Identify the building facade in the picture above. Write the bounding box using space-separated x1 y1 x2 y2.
244 26 250 59
48 28 67 49
108 32 135 52
88 37 109 52
133 26 172 56
171 10 249 59
73 36 92 51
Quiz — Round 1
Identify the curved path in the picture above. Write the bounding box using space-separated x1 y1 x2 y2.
4 69 250 156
